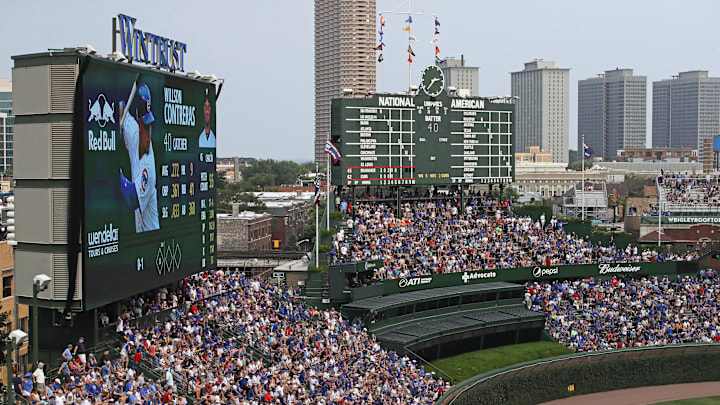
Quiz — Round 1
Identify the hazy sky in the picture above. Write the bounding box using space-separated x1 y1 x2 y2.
2 0 719 162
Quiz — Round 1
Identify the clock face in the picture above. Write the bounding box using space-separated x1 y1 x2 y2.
421 65 445 97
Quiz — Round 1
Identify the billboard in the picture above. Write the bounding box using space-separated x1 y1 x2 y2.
330 85 514 186
82 59 216 308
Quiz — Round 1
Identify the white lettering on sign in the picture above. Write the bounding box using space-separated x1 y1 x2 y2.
451 99 485 109
378 97 415 107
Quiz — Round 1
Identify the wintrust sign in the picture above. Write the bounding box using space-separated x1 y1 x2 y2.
116 14 187 72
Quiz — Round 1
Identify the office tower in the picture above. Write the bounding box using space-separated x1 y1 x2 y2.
652 71 720 161
0 79 12 173
314 0 376 163
436 55 479 96
578 69 646 160
511 60 569 164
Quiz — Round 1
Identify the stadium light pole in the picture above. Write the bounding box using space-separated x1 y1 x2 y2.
5 330 27 405
31 274 51 368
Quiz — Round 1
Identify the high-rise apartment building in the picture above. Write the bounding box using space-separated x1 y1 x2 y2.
511 60 569 164
652 71 720 162
578 69 647 160
436 55 479 96
314 0 376 164
0 79 13 173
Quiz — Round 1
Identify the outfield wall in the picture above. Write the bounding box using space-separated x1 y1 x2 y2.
440 343 720 405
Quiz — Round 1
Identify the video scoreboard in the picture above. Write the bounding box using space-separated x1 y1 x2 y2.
331 79 514 187
82 58 216 307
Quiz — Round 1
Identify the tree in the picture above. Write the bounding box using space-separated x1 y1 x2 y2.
0 311 11 368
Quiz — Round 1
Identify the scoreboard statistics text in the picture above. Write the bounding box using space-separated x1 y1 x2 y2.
82 59 216 308
331 91 514 186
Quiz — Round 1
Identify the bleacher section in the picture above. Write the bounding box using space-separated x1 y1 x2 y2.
341 282 544 361
376 308 544 361
658 174 720 212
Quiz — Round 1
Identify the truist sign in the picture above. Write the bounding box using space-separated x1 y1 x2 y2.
116 14 188 72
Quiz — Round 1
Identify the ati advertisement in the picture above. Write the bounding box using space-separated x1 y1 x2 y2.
83 59 216 308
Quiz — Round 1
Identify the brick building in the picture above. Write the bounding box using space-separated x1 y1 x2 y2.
613 147 698 162
217 207 272 251
0 241 29 384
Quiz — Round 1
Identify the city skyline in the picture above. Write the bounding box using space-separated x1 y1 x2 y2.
3 0 720 161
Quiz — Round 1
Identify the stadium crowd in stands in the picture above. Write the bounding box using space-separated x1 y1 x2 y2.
334 196 698 280
19 270 448 404
526 270 720 352
660 172 720 208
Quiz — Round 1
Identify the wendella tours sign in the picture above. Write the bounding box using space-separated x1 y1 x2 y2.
382 261 691 295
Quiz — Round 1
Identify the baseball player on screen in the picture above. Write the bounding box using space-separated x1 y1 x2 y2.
118 81 160 233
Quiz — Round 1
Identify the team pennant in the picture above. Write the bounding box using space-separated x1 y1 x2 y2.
402 25 411 32
435 28 440 35
409 35 418 41
430 38 439 44
435 17 440 26
435 46 440 55
380 15 385 26
375 44 383 50
407 45 415 56
405 15 413 23
378 54 384 62
408 55 413 63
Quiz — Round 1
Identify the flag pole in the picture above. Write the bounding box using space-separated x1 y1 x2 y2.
581 134 585 221
408 0 411 90
315 162 319 268
327 153 331 231
658 175 662 247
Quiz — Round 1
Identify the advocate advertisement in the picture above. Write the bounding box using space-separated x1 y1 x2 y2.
83 59 216 308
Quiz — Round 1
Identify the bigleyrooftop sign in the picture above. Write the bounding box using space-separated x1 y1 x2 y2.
115 14 188 72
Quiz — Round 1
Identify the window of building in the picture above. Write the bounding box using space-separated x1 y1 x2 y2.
2 275 11 298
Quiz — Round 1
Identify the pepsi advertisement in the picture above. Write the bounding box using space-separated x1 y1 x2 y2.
82 59 216 308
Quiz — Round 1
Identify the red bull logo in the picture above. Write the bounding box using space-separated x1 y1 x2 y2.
88 94 115 128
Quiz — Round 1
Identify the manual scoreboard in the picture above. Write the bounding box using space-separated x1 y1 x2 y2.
331 67 514 187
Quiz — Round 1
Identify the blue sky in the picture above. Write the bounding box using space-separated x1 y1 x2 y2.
2 0 718 161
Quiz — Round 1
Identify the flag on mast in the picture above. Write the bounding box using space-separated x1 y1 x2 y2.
583 141 595 158
313 175 322 206
324 140 343 163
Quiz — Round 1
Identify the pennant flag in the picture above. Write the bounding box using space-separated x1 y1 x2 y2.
402 25 411 32
313 175 321 206
435 17 440 26
378 53 384 62
378 28 383 35
325 140 343 163
407 45 415 56
380 15 385 26
375 44 383 51
405 15 413 23
435 46 440 55
435 28 440 35
409 35 418 41
660 168 664 177
435 56 441 63
408 55 413 63
583 141 595 158
430 38 439 44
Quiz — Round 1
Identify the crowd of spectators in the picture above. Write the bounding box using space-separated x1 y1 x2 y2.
18 269 447 404
526 270 720 352
660 172 720 208
334 197 698 281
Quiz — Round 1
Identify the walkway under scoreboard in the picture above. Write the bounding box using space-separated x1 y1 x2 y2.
331 79 514 187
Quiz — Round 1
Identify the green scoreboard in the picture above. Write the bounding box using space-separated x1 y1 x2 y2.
331 67 514 187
